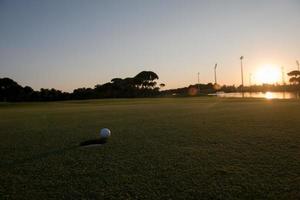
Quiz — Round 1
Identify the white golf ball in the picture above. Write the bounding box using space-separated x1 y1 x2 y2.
100 128 111 139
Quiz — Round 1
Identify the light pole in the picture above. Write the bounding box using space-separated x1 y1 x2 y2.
282 66 286 99
249 73 252 96
197 72 200 93
295 61 299 99
214 63 217 84
240 56 244 97
281 66 285 85
249 73 252 86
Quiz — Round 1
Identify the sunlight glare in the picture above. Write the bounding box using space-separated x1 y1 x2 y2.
255 65 281 84
265 92 273 99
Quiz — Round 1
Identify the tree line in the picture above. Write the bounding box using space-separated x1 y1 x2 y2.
0 71 163 102
162 69 300 96
1 69 300 102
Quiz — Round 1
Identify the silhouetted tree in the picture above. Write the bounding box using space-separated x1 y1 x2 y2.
159 83 166 88
1 71 162 101
0 78 23 101
287 70 300 84
72 88 94 99
134 71 159 89
22 86 34 101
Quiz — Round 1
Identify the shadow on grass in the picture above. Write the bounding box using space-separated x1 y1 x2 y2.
0 139 107 168
80 138 107 146
0 145 79 168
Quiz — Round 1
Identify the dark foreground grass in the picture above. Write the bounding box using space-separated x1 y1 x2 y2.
0 97 299 199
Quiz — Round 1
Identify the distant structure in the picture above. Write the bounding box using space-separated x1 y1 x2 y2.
197 72 200 92
249 73 252 86
240 56 244 97
214 63 218 84
297 60 299 71
281 66 285 85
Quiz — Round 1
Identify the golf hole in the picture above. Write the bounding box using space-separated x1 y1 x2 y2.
80 138 107 147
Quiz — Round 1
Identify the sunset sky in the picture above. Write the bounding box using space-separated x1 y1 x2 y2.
1 0 300 91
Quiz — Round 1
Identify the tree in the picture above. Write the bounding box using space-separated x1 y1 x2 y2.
159 83 165 88
72 87 94 99
134 71 159 89
287 70 300 84
111 78 123 87
0 70 162 101
22 86 34 101
0 77 23 101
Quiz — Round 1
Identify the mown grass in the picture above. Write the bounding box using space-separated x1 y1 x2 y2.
0 97 299 199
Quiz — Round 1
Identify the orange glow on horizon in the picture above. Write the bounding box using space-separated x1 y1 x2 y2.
254 64 281 84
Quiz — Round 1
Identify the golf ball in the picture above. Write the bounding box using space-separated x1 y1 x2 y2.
100 128 111 139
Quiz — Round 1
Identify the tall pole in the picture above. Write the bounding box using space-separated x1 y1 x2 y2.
214 63 217 84
197 72 200 93
249 73 252 86
249 73 252 95
249 73 252 97
281 66 286 99
281 66 285 85
240 56 244 97
297 60 299 71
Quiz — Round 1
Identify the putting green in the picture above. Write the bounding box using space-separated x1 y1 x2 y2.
0 97 299 199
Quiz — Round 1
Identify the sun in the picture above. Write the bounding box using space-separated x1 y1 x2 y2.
254 64 281 84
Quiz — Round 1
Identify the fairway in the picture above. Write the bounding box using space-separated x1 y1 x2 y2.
0 97 299 199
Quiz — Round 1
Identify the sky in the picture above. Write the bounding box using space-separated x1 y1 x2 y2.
1 0 300 91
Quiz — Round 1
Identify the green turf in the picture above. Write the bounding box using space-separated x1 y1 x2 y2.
0 97 299 199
